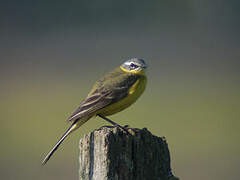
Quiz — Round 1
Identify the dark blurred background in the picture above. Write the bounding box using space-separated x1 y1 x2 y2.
1 0 239 179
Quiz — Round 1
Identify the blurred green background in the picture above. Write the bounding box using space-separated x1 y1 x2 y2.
1 0 240 180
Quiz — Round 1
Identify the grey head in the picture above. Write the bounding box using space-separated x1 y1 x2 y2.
120 58 147 72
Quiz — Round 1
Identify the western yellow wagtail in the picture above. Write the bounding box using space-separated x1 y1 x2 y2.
42 58 147 165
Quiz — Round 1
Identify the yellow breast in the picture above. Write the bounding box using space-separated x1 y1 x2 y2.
98 76 147 116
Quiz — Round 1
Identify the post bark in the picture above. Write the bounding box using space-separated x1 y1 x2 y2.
79 126 179 180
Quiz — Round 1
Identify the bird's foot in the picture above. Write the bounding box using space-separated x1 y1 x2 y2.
123 125 140 135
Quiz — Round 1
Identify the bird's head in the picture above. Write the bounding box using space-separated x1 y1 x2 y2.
120 58 147 75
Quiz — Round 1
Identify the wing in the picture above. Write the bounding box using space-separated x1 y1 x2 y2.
67 71 139 122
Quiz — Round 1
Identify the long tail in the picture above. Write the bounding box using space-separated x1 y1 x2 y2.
42 115 92 165
42 122 78 165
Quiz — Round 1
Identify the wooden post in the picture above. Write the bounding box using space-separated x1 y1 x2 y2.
79 127 179 180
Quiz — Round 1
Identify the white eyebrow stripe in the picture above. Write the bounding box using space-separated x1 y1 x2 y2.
124 61 132 65
124 61 141 66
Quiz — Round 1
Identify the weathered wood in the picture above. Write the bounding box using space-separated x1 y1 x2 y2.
79 126 179 180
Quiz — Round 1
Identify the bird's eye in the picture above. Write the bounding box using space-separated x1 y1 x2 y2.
130 63 138 69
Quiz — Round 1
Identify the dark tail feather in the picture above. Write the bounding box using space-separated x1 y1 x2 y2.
42 123 77 165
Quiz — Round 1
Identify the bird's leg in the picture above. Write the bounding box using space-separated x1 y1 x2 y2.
97 114 130 135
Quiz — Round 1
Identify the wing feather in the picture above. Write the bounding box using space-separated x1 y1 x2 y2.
67 71 139 122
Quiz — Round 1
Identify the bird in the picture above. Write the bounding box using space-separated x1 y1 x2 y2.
42 58 147 165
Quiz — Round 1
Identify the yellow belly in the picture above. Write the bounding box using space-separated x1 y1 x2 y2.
97 76 147 116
